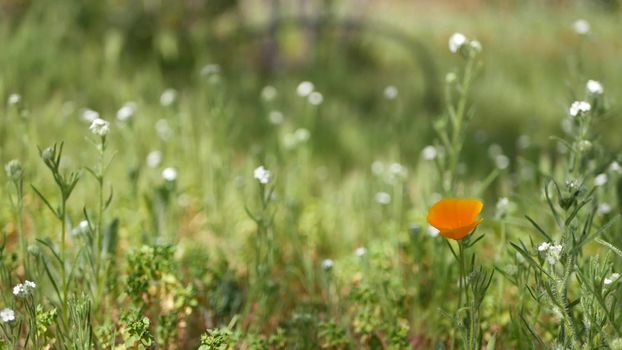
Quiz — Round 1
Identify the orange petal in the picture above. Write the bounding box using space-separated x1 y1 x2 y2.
427 198 483 231
439 219 483 240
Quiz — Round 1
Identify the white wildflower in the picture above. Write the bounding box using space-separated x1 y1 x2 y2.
610 161 622 173
496 197 510 216
261 85 277 101
308 91 323 105
200 64 220 77
296 81 314 97
375 192 391 205
383 86 398 100
146 150 162 168
160 88 177 106
604 272 620 285
388 162 407 180
8 93 21 105
569 101 591 117
355 247 367 257
253 166 272 184
469 40 482 53
162 167 177 182
321 259 334 271
538 242 551 252
0 308 15 323
81 108 100 123
495 155 510 170
371 161 384 176
72 220 90 237
89 118 110 137
545 244 563 265
116 102 137 122
5 159 23 181
294 128 310 142
422 145 437 160
448 33 467 53
268 111 284 125
594 173 608 187
598 203 612 215
517 135 531 149
13 280 36 297
586 80 603 95
155 119 173 140
427 225 440 237
573 19 590 35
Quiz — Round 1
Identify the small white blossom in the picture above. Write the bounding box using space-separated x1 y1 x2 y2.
268 111 284 125
496 197 510 216
448 33 467 53
604 272 620 285
160 88 177 106
355 247 367 257
388 163 407 180
469 40 482 53
427 225 440 237
81 108 100 123
200 64 221 77
517 135 531 149
8 93 21 105
538 242 551 252
308 91 323 105
13 280 36 297
495 155 510 170
594 173 608 187
371 161 384 176
321 259 334 271
146 150 162 168
610 161 622 173
573 19 590 35
261 85 277 101
422 145 437 160
89 118 110 137
545 244 563 265
383 86 398 100
294 128 310 142
253 166 272 184
569 101 591 117
162 167 177 182
0 308 15 323
375 192 391 205
296 81 314 97
586 80 603 95
598 203 612 215
155 119 173 140
72 220 90 236
116 102 137 122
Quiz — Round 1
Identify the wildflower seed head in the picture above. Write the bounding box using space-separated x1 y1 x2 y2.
261 85 277 101
253 166 272 184
89 118 110 137
5 159 23 181
355 247 367 257
375 192 391 205
573 19 590 35
116 102 137 122
146 150 162 168
586 80 603 95
162 167 178 182
160 88 177 106
569 101 591 117
296 81 314 97
422 145 437 160
594 173 608 187
598 203 612 215
8 93 21 106
80 108 100 123
308 91 323 106
321 259 334 271
448 32 467 53
268 111 284 125
0 308 15 323
383 86 398 100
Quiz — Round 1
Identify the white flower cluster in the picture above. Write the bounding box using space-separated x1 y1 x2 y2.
283 128 310 149
573 19 590 35
89 118 110 137
13 280 36 297
162 167 178 182
355 247 367 257
569 101 591 117
370 161 408 184
375 191 391 205
594 173 608 187
421 145 437 160
296 81 323 105
538 242 563 265
586 80 603 95
116 101 137 122
253 166 272 184
448 32 482 55
604 272 620 286
0 308 15 323
321 259 334 271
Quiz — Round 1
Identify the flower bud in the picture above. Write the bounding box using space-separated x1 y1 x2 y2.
4 159 23 181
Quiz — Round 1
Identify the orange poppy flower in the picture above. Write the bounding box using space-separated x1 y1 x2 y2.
427 198 483 240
